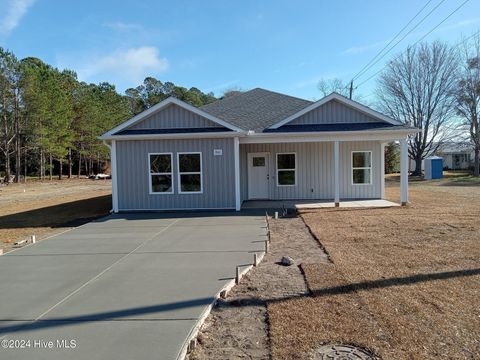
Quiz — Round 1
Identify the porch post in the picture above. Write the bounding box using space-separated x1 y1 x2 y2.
234 137 241 211
380 142 386 199
400 138 409 206
111 140 119 213
334 141 340 207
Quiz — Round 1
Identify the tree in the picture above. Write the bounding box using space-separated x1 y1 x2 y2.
125 77 217 115
0 48 18 180
376 41 459 175
455 34 480 176
222 87 244 98
385 142 400 174
317 78 351 98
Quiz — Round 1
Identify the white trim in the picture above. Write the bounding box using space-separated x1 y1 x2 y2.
111 140 119 213
400 138 409 205
334 141 340 204
351 151 373 185
239 129 420 144
177 152 203 194
380 142 386 199
148 152 174 195
234 137 241 211
276 152 297 187
269 92 403 129
100 97 243 139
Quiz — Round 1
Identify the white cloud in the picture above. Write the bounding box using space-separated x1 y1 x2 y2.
342 40 390 55
103 21 143 32
72 46 169 86
441 17 480 31
0 0 36 35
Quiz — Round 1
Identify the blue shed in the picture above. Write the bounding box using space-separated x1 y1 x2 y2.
424 156 443 180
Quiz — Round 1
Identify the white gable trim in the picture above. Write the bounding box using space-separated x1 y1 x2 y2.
269 92 402 129
101 97 244 139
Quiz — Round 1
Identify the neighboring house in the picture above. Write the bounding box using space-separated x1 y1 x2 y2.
436 143 473 170
100 88 418 212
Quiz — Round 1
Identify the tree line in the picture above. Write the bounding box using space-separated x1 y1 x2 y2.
0 49 217 182
319 35 480 177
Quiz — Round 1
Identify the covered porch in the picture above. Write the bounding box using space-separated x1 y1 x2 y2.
232 134 410 211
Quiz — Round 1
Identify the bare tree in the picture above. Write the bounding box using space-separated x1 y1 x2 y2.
317 78 350 97
455 33 480 176
376 41 459 175
221 86 244 99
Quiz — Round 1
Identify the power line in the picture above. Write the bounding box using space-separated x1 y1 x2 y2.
355 0 472 89
361 29 480 100
351 0 435 82
352 0 448 83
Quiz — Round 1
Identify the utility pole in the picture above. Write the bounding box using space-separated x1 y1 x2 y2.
349 81 353 99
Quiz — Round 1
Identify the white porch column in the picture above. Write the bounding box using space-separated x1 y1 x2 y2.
400 138 409 206
380 142 386 199
334 141 340 207
234 137 241 211
111 140 119 213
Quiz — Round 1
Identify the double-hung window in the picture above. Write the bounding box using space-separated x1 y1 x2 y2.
177 152 202 193
149 153 173 194
352 151 372 185
276 153 296 186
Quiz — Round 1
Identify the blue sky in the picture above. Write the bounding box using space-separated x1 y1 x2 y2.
1 0 479 101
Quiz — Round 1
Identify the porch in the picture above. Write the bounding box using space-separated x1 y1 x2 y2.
234 137 410 210
241 199 399 210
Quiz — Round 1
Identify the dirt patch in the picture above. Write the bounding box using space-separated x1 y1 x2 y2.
189 216 329 360
0 179 111 253
276 183 480 359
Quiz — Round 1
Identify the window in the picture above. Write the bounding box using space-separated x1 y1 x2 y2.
277 153 296 186
253 157 265 167
352 151 372 185
149 153 173 194
177 152 202 193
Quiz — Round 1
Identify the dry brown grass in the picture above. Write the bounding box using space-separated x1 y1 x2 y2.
0 179 111 252
268 180 480 359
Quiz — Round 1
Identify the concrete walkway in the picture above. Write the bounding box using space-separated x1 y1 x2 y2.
0 212 267 360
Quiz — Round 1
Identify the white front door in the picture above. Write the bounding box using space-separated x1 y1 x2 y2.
247 152 269 199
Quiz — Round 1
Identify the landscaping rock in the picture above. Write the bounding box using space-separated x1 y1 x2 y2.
280 256 294 266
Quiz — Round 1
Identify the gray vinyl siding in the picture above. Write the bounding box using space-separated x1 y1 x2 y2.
116 138 235 210
289 100 380 125
128 104 221 130
240 141 382 201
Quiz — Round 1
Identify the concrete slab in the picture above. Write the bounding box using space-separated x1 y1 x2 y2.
0 212 267 360
295 199 400 209
243 199 400 210
0 319 196 360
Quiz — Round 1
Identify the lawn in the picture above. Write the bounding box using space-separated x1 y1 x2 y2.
0 179 111 253
268 176 480 359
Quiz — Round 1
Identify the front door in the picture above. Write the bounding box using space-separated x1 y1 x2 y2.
247 152 269 199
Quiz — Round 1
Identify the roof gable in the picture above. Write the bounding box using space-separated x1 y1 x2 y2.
101 97 243 139
269 93 402 129
127 103 220 130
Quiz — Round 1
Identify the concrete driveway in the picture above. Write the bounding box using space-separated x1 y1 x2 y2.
0 212 267 360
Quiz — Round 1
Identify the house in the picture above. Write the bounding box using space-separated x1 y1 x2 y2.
100 88 418 212
436 143 473 170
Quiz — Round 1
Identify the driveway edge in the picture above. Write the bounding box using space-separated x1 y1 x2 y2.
176 242 267 360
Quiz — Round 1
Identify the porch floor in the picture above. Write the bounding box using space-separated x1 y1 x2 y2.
241 199 399 210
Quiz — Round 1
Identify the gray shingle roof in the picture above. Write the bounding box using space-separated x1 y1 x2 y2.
200 88 313 132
